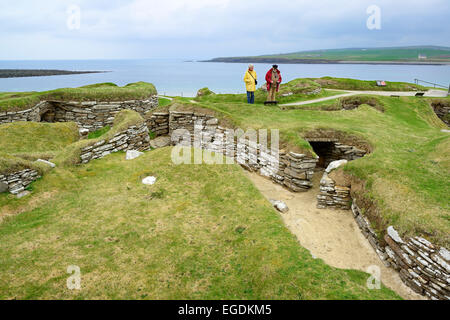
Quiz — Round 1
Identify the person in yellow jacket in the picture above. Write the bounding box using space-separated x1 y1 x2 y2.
243 64 257 104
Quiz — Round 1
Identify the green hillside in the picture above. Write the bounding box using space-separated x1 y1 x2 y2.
207 46 450 64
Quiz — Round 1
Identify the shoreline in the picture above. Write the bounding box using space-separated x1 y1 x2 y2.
0 69 109 79
201 59 450 66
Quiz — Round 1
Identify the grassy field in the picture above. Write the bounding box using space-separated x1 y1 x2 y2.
194 76 424 106
0 82 157 112
0 78 448 299
0 149 400 299
258 47 450 61
0 122 79 156
208 46 450 63
195 91 339 105
0 122 80 174
190 91 450 247
308 77 426 91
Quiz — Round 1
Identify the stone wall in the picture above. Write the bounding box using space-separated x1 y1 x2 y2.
431 100 450 126
0 96 159 132
352 202 450 300
146 111 170 136
317 163 450 300
80 122 150 164
0 169 41 195
168 109 318 192
317 172 351 209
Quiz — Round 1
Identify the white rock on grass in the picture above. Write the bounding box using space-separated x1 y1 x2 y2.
16 190 31 199
325 159 348 174
126 150 144 160
387 226 405 244
79 128 89 136
142 176 157 185
270 200 289 213
36 159 56 168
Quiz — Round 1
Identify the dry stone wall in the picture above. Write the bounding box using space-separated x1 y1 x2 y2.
317 172 351 209
352 202 450 300
0 169 41 195
168 109 318 192
80 122 150 164
317 160 449 300
0 96 158 132
146 111 170 136
431 100 450 126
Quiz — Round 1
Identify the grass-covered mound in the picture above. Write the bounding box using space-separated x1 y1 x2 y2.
0 154 47 176
53 109 145 167
184 93 450 247
0 121 79 158
0 149 400 299
0 82 157 112
195 79 341 105
309 77 426 91
196 87 215 97
0 121 79 175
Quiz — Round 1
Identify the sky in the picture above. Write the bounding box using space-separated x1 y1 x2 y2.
1 0 449 60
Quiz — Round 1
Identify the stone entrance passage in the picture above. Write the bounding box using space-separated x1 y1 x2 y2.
40 109 56 123
308 141 335 168
306 137 368 211
307 138 367 169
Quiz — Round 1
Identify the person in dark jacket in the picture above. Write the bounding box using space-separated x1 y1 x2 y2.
265 65 282 104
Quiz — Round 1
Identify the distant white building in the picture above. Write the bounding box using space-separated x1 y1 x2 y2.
418 54 427 60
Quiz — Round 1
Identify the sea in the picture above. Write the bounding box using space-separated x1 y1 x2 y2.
0 59 448 96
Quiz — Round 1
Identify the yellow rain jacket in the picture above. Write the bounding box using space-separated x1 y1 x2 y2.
244 69 257 92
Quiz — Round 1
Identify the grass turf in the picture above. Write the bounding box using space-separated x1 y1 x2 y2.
0 121 80 174
309 77 426 91
0 149 400 300
0 77 448 299
0 82 157 112
189 92 450 247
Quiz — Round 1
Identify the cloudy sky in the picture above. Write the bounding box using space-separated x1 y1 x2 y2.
1 0 449 60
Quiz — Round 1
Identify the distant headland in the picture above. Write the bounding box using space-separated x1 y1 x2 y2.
203 45 450 65
0 69 108 79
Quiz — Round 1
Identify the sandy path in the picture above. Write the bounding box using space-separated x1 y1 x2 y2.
245 170 424 300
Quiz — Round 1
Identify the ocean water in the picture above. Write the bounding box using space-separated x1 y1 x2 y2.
0 59 448 96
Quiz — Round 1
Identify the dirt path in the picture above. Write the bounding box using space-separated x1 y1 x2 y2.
245 170 424 300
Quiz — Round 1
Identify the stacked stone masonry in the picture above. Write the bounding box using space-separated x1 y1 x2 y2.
0 96 159 132
317 172 351 209
146 111 170 136
0 169 41 195
79 122 150 164
168 109 318 192
352 202 450 300
431 101 450 126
